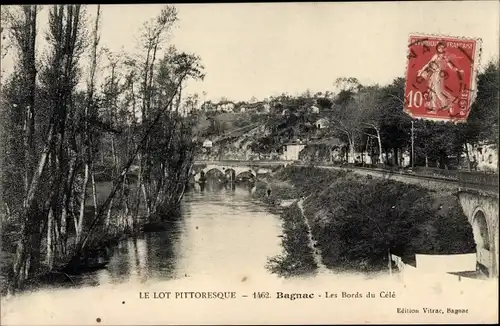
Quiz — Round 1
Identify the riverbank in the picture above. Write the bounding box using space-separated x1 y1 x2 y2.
253 165 477 276
0 179 185 295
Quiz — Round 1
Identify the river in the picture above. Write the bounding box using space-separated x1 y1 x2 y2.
54 181 284 289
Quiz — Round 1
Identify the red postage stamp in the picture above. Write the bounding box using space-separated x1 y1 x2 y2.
404 34 481 122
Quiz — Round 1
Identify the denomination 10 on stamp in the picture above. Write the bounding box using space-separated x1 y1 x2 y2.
404 34 481 122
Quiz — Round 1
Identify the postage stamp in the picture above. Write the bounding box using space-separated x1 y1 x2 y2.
404 34 482 122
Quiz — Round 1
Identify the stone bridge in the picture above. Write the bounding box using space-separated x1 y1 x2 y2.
191 160 286 182
192 164 257 182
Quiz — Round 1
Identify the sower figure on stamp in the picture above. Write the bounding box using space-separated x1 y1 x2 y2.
417 41 464 115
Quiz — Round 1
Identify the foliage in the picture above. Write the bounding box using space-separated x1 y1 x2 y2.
301 174 475 271
0 4 204 291
463 61 500 148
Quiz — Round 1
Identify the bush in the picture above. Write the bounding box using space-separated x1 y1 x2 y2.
303 177 475 272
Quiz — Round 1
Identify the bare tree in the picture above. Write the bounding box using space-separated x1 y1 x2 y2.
357 86 385 165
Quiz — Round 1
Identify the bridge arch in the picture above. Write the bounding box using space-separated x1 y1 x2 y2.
457 190 499 278
204 167 226 176
235 169 256 179
471 207 494 276
472 209 490 250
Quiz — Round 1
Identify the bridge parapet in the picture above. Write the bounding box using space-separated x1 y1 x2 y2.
193 160 291 166
458 171 499 194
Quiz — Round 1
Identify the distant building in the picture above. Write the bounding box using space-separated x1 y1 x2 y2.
315 118 329 129
282 140 306 161
201 102 215 112
216 102 236 113
310 105 320 114
261 103 271 113
470 142 498 172
240 102 269 114
203 139 213 148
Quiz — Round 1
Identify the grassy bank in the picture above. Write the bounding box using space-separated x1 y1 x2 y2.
254 165 476 275
265 203 318 277
252 177 317 277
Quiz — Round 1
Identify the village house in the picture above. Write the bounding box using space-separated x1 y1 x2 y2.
469 142 498 172
315 118 329 129
239 102 270 114
281 140 307 161
309 105 320 114
260 103 271 114
216 101 236 113
202 139 213 148
201 101 215 112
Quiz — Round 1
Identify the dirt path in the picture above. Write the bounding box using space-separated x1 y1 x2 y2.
297 198 329 273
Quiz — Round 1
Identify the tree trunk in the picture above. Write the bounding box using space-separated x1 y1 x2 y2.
348 138 355 164
12 122 55 290
60 154 77 252
76 163 89 244
141 182 151 218
46 206 54 269
106 198 114 228
91 162 98 217
376 130 383 165
464 143 472 171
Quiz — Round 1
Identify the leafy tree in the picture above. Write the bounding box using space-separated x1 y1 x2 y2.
316 97 332 110
465 61 499 147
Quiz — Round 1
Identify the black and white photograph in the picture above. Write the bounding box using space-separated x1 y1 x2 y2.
0 1 498 325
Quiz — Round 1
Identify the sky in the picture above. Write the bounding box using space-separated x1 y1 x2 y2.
1 2 499 103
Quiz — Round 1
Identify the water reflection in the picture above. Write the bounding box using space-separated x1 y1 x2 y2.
64 181 282 289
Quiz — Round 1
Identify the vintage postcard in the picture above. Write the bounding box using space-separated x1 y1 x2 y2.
0 2 499 325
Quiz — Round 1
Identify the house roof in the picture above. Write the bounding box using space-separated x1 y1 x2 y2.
217 101 236 106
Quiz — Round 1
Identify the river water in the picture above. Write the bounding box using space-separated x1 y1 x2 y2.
65 181 284 289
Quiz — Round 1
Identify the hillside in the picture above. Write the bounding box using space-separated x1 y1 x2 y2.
194 111 268 139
